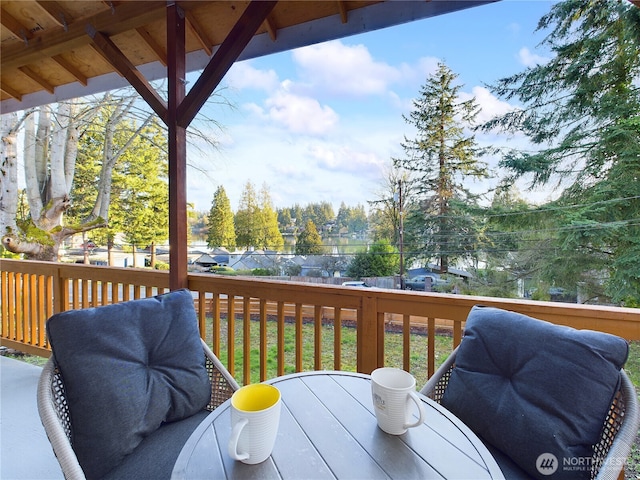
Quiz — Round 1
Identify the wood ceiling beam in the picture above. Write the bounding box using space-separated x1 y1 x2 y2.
87 26 168 122
18 66 55 94
2 1 166 70
51 55 88 86
1 8 34 43
337 1 348 23
185 10 213 57
35 1 74 29
263 14 277 42
136 27 168 66
178 0 279 128
0 83 23 101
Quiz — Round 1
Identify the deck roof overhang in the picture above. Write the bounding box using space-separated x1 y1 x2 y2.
1 0 499 288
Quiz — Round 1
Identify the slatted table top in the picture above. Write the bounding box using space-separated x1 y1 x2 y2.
171 371 505 479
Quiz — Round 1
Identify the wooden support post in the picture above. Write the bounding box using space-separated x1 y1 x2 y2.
166 3 188 290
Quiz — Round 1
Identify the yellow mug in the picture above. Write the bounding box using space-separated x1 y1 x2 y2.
228 383 281 464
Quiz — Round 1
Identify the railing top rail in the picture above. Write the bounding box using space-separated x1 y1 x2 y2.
3 258 640 334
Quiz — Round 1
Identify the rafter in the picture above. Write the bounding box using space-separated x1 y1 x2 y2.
337 1 348 24
18 67 55 94
0 83 23 101
185 10 213 57
34 1 74 29
263 14 277 42
136 27 168 66
51 55 88 86
1 8 34 42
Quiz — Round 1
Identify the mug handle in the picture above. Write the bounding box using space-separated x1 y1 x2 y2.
228 418 250 461
403 391 426 429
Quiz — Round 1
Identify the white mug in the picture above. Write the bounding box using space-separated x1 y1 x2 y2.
371 367 426 435
228 383 281 464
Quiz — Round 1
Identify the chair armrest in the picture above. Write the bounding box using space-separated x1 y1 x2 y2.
595 370 640 480
420 346 458 402
201 339 240 410
37 358 86 480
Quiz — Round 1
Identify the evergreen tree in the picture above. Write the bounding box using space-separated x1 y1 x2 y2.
346 240 399 278
277 208 292 230
483 0 640 303
115 121 169 267
207 185 236 249
235 181 261 249
394 62 488 273
295 219 324 255
258 184 284 250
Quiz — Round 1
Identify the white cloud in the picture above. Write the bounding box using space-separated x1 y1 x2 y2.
226 61 279 92
309 143 385 178
517 47 550 67
464 86 517 124
264 88 339 135
291 40 401 97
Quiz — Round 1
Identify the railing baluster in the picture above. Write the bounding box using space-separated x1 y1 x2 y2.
428 317 435 378
295 303 303 372
260 299 267 382
211 293 220 356
403 313 411 371
277 301 285 376
334 308 342 371
314 305 322 370
453 320 463 348
243 297 251 385
227 295 236 377
37 275 47 347
28 274 37 345
16 273 24 342
71 278 79 309
7 272 15 341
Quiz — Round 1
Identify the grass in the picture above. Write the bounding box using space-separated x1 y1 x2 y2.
206 315 455 388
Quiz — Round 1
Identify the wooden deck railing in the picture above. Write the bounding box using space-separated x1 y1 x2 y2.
2 258 640 387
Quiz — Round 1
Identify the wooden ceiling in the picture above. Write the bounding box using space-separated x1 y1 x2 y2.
0 1 497 114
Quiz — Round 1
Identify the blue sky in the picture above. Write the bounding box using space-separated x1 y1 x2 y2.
186 0 557 214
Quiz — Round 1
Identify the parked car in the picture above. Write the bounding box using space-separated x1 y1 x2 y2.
341 281 372 288
404 274 445 291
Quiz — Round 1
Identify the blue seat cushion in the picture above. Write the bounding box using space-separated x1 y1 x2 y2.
442 306 628 480
102 410 211 480
46 289 211 479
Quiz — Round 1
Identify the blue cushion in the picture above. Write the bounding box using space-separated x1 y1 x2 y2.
102 410 211 480
442 305 628 480
46 289 211 479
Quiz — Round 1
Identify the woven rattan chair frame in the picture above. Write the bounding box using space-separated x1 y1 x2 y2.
420 347 640 480
37 339 239 480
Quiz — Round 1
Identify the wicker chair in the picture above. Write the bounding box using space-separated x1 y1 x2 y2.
37 339 239 480
421 346 639 480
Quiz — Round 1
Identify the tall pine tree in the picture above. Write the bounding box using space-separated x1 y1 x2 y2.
207 185 236 249
394 62 488 273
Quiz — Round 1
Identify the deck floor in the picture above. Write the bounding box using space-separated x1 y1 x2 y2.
1 356 64 479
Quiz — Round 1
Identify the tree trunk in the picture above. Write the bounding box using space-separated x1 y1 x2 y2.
150 241 157 268
0 113 19 241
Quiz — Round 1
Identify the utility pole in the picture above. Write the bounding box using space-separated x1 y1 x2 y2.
396 180 405 289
